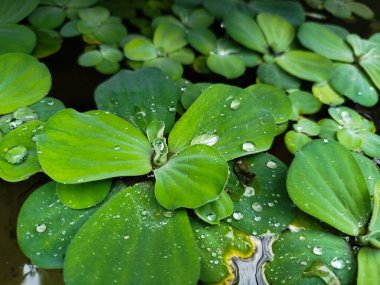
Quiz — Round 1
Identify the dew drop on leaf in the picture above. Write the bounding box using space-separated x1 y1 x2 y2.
163 211 173 218
233 211 244 220
230 99 241 110
243 186 255 197
206 213 216 222
191 133 219 146
266 160 277 169
36 223 47 233
242 142 255 152
5 145 28 165
330 257 345 269
313 246 323 255
251 202 263 212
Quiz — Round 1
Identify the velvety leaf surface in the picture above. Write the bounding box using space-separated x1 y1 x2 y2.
227 153 296 235
298 22 354 62
265 230 355 285
154 144 228 210
275 50 332 82
357 248 380 285
191 219 254 283
64 183 200 285
0 53 51 114
169 84 276 161
0 0 39 24
95 68 180 133
194 191 233 225
287 139 371 236
0 24 36 55
257 63 301 90
0 121 44 182
17 181 99 268
329 63 378 107
57 179 112 209
37 109 153 183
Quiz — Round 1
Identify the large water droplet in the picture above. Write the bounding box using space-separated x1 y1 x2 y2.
341 111 352 125
330 257 345 269
251 202 263 212
233 212 244 220
266 160 277 169
5 145 28 165
36 223 47 233
313 246 323 255
164 211 173 218
114 145 121 151
207 213 216 222
243 186 255 197
230 99 241 110
191 133 219 146
242 142 255 152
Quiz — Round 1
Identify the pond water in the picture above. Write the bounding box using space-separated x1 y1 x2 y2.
1 1 380 284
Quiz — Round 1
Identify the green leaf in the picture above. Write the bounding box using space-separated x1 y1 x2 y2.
186 28 216 55
37 109 153 183
346 34 378 57
186 8 214 29
224 11 268 54
95 68 180 134
99 45 123 62
168 47 195 65
298 22 354 62
349 2 374 20
28 6 66 29
180 82 213 109
64 183 200 285
257 63 301 90
0 53 51 115
237 49 261 67
352 152 380 196
293 118 320 136
287 139 371 236
0 24 36 55
29 97 65 121
359 132 380 158
60 20 80 37
285 130 312 154
93 17 127 45
123 37 157 61
17 181 105 268
0 0 39 24
207 53 245 79
32 28 63 58
324 24 350 39
191 219 253 283
57 179 112 209
245 84 292 124
329 63 378 107
337 128 362 150
95 60 120 74
203 0 242 18
368 182 380 234
358 248 380 285
78 50 103 67
359 46 380 91
370 33 380 46
154 144 228 210
318 118 339 140
324 0 351 18
312 81 345 106
78 6 110 24
168 84 276 161
257 13 295 54
143 57 184 80
265 229 356 285
276 50 333 82
227 153 296 235
146 121 165 143
194 191 233 225
153 23 186 54
0 121 43 182
288 90 321 120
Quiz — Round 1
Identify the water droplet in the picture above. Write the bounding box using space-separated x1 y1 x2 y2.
5 145 28 165
232 211 243 220
323 139 329 143
251 202 263 212
191 133 219 146
341 111 352 125
9 119 23 129
168 105 176 112
123 235 130 240
220 22 225 28
32 135 37 142
207 213 216 222
141 210 149 216
114 145 121 151
243 186 255 197
330 257 345 269
77 178 84 183
254 216 262 222
36 224 47 233
47 100 55 106
164 211 173 218
313 246 323 255
242 142 255 152
230 99 241 110
267 202 274 207
299 235 306 241
266 160 277 169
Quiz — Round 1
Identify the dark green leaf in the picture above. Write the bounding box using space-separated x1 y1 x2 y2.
29 97 65 121
324 0 351 18
257 63 301 90
32 28 63 58
186 28 216 55
349 2 374 20
28 6 66 29
0 0 39 24
0 24 36 55
194 191 233 224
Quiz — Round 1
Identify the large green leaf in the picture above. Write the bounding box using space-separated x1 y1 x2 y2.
257 63 301 90
0 0 39 24
0 121 43 182
17 181 101 268
169 84 276 161
224 10 268 54
0 53 51 114
265 229 355 285
287 139 371 236
194 191 233 225
352 152 380 196
191 219 253 283
275 50 332 82
28 6 66 29
359 46 380 90
37 109 153 183
154 144 228 209
245 84 292 124
227 153 296 235
206 53 245 79
298 22 354 62
329 63 378 107
64 183 200 285
257 13 295 54
0 24 36 54
95 68 180 134
153 23 187 53
357 248 380 285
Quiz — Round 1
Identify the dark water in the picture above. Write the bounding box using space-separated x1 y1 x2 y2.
1 1 380 284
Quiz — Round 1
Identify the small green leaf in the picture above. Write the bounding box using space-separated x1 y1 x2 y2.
29 97 65 121
257 63 301 90
346 34 378 57
169 84 276 161
37 109 153 183
78 6 110 24
349 2 374 20
95 60 120 74
0 24 36 55
337 128 362 150
64 183 201 285
293 118 320 136
324 0 351 18
123 37 157 61
0 121 43 182
186 28 216 55
329 64 378 107
168 47 195 65
203 0 241 18
359 132 380 158
288 90 321 120
194 191 233 225
357 248 380 285
94 17 127 45
32 28 63 59
287 139 371 236
227 153 296 235
359 46 380 91
99 45 123 62
57 179 112 209
312 81 345 106
143 57 184 80
78 50 103 67
318 118 339 140
60 20 80 37
207 53 245 79
185 8 214 29
28 6 66 29
154 144 228 210
153 23 186 54
285 130 312 154
275 50 333 82
0 53 51 115
257 13 295 54
0 0 39 24
146 121 165 143
224 11 268 54
298 22 354 62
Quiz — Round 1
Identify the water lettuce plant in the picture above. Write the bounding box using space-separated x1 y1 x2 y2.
0 0 379 284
